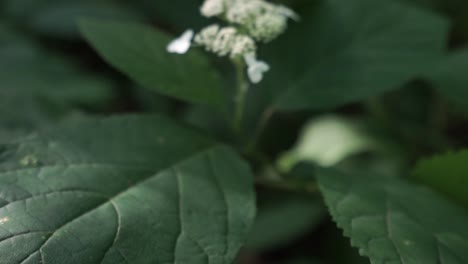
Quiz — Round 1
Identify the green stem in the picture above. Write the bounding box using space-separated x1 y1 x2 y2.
232 58 249 134
246 107 275 153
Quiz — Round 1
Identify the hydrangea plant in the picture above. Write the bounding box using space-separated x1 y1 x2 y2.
1 0 468 263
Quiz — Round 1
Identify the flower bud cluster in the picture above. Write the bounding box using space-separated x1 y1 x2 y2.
201 0 298 43
194 24 256 58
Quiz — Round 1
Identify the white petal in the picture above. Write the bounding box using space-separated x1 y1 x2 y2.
244 52 257 66
167 30 194 54
248 67 263 83
244 53 270 84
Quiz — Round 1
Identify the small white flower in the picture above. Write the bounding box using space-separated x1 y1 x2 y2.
167 30 194 54
200 0 225 17
244 52 270 84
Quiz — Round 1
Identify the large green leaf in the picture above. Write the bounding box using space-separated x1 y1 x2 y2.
412 150 468 209
317 169 468 264
0 115 255 263
80 19 223 108
255 0 448 111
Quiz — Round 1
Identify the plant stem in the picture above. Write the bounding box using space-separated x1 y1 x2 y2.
232 58 249 134
246 106 275 152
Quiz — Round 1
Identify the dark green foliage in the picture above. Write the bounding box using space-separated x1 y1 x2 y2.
1 0 468 263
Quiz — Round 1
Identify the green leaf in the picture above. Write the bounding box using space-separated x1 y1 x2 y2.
412 150 468 209
247 192 325 250
79 19 223 108
131 0 205 31
284 259 323 264
0 24 115 138
3 0 143 39
257 0 448 111
400 0 441 9
425 49 468 114
317 169 468 264
0 115 255 263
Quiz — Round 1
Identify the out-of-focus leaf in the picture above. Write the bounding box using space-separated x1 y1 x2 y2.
0 25 115 137
131 0 205 31
254 0 448 111
3 0 143 39
247 192 325 250
426 49 468 114
80 19 224 108
284 259 322 264
412 150 468 209
400 0 441 9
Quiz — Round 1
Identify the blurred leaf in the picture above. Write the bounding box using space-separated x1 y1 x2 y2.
3 0 143 39
0 25 115 138
412 150 468 209
131 0 205 31
80 19 224 108
318 221 371 264
372 82 444 151
284 258 322 264
317 168 468 264
0 115 256 263
247 192 325 250
399 0 441 9
184 105 234 143
256 0 449 111
426 49 468 114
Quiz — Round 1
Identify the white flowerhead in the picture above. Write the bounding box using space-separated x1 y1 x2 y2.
167 30 194 54
244 52 270 84
167 0 298 84
200 0 225 17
